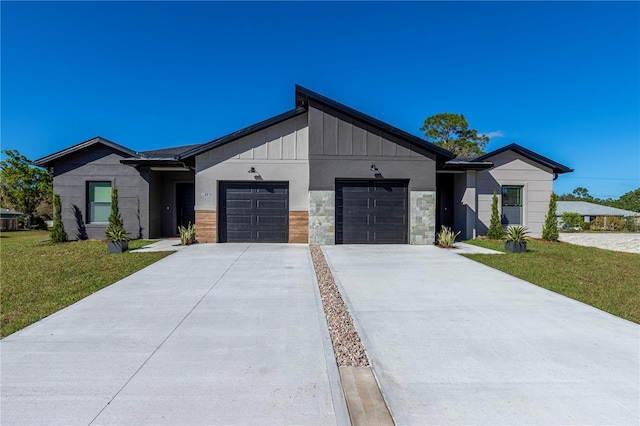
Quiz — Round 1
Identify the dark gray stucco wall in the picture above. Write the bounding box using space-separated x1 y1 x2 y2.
307 103 437 191
159 171 194 237
51 146 149 240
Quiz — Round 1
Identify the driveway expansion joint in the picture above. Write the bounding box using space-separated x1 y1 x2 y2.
88 244 250 425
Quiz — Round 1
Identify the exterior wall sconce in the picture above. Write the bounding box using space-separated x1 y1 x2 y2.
370 164 378 171
248 167 256 173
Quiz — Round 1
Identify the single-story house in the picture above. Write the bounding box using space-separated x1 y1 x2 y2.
34 85 573 244
0 208 23 231
557 201 640 224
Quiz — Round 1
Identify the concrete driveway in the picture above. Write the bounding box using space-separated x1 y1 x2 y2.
1 244 348 425
323 245 640 425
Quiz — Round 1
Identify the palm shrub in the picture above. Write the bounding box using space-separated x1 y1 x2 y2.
436 225 461 248
105 185 129 242
178 222 196 245
50 193 67 243
542 192 559 241
486 191 504 239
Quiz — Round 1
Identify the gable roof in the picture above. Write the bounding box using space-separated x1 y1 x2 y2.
295 85 454 160
557 201 640 217
474 143 573 174
178 107 307 160
179 85 456 161
34 136 138 167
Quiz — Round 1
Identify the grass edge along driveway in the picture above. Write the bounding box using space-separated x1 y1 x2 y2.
464 238 640 324
1 230 172 338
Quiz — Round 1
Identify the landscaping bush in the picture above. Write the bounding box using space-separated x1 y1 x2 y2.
623 217 638 232
487 191 504 240
436 225 460 248
591 216 625 231
50 193 67 243
560 212 585 229
542 192 559 241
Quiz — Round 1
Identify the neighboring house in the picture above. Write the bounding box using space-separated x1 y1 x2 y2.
35 85 572 243
0 208 23 231
557 201 640 224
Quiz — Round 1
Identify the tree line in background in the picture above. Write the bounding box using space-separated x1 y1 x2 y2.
0 149 52 229
558 186 640 213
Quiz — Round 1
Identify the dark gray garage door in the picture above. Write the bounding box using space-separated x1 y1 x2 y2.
336 180 408 244
219 182 289 243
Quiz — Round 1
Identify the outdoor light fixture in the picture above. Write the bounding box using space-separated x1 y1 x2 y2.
370 164 378 171
248 167 256 173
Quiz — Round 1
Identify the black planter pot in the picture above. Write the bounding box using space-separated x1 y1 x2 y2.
504 241 527 253
107 240 129 254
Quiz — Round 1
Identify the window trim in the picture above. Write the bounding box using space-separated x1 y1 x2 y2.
501 185 524 226
86 181 112 224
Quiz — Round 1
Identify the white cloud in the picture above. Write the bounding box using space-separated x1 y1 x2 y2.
481 130 504 139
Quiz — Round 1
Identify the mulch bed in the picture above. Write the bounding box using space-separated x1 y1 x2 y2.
310 245 369 367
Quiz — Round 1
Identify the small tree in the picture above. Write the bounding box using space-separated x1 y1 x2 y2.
542 192 559 241
0 149 52 228
420 113 489 157
50 193 67 243
487 191 504 239
105 185 128 242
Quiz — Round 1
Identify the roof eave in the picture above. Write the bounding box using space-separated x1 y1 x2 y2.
34 136 139 167
178 107 307 160
474 143 573 174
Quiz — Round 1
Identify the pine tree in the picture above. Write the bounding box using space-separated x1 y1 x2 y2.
487 191 504 240
50 193 67 243
542 192 559 241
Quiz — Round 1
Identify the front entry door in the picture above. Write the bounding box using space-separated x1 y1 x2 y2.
176 183 195 230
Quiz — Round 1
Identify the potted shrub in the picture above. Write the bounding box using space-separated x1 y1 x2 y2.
105 185 129 254
504 225 529 253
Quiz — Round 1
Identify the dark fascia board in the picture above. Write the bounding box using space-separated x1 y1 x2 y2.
178 107 307 160
442 160 494 171
34 136 139 167
474 143 573 174
120 158 188 168
295 85 455 160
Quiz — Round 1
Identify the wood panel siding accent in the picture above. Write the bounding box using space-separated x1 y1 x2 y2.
196 210 217 243
289 211 309 243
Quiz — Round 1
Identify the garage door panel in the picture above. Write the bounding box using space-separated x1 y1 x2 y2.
256 199 287 209
256 215 287 225
336 180 408 244
219 182 289 243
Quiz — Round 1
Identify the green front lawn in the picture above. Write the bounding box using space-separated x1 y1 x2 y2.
1 231 172 337
464 238 640 323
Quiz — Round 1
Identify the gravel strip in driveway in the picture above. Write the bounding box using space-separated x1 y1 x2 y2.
310 245 369 367
558 232 640 253
323 244 640 425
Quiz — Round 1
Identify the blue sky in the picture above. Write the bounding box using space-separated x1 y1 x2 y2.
2 1 638 199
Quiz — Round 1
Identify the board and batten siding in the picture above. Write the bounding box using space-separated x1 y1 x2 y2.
51 146 150 240
307 104 437 191
194 114 309 242
476 151 554 237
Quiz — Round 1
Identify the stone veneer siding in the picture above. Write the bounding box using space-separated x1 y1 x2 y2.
309 191 335 245
410 191 436 245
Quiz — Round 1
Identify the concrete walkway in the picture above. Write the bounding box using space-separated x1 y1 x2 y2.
323 245 640 425
1 244 348 425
